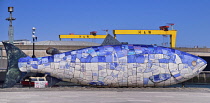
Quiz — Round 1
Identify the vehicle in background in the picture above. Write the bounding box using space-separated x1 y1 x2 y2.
21 75 47 87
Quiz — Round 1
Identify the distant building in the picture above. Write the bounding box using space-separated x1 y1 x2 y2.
1 39 31 45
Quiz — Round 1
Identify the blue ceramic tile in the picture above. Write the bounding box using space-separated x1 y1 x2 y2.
82 49 88 53
175 50 182 55
111 72 118 78
149 73 171 83
65 51 71 56
98 46 104 51
48 56 54 62
18 56 31 62
122 45 129 50
81 64 85 69
127 55 136 63
92 73 98 76
170 48 175 53
149 54 155 60
159 59 169 63
31 64 38 69
81 68 86 72
105 52 112 55
141 45 148 48
98 65 104 70
128 50 135 55
142 48 149 54
37 59 42 65
76 53 82 59
71 54 76 63
162 49 168 54
147 45 154 48
77 50 83 54
80 55 92 63
148 47 155 54
89 81 105 85
110 63 118 70
128 45 134 49
113 54 118 62
41 57 49 64
144 67 156 73
173 73 181 77
116 51 125 58
106 55 112 62
133 45 141 49
98 56 106 62
154 47 163 54
65 63 70 69
121 49 128 54
93 47 99 51
71 51 77 55
32 57 39 61
91 57 98 62
104 46 114 52
87 48 95 54
62 56 67 60
114 46 121 52
143 78 149 85
54 54 60 59
98 51 106 56
135 54 145 63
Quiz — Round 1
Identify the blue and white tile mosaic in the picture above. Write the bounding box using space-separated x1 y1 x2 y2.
18 44 207 87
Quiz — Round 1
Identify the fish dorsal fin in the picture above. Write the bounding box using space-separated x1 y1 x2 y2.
101 34 121 46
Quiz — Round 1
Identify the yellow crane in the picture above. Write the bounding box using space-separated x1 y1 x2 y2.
59 34 107 40
59 31 108 41
113 29 177 48
59 27 177 48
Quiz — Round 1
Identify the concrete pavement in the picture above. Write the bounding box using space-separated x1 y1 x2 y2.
0 87 210 103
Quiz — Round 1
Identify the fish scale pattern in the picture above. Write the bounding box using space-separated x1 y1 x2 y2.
18 44 207 87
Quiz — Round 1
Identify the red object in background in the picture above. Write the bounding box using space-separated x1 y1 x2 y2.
167 23 174 26
90 31 97 36
21 81 34 87
159 26 169 31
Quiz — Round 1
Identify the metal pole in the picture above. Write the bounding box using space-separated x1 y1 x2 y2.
32 27 36 58
6 7 15 44
32 38 35 58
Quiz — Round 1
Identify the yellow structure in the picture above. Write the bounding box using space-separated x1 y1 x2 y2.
113 30 177 48
59 35 107 40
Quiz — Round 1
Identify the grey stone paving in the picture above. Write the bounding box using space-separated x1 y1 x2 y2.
0 87 210 103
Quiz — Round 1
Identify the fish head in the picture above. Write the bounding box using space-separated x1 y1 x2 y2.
169 49 207 81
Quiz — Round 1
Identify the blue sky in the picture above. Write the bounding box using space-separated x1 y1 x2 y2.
1 0 210 47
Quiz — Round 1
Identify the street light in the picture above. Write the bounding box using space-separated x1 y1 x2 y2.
6 7 16 44
32 27 37 58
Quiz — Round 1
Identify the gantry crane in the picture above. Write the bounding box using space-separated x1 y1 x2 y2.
59 26 177 48
59 31 108 41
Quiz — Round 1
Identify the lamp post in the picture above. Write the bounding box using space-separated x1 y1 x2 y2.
32 27 37 58
6 7 16 44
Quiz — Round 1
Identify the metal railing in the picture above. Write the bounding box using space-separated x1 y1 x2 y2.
186 71 210 84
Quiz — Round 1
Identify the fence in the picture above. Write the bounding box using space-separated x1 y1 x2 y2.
186 71 210 84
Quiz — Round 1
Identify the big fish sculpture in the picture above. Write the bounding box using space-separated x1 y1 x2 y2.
3 42 207 87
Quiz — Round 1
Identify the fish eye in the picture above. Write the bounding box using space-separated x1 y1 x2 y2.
192 61 197 66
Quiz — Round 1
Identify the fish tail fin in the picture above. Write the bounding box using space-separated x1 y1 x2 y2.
2 42 27 88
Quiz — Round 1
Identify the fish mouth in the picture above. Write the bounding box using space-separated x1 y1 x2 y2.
196 64 207 74
193 57 207 74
